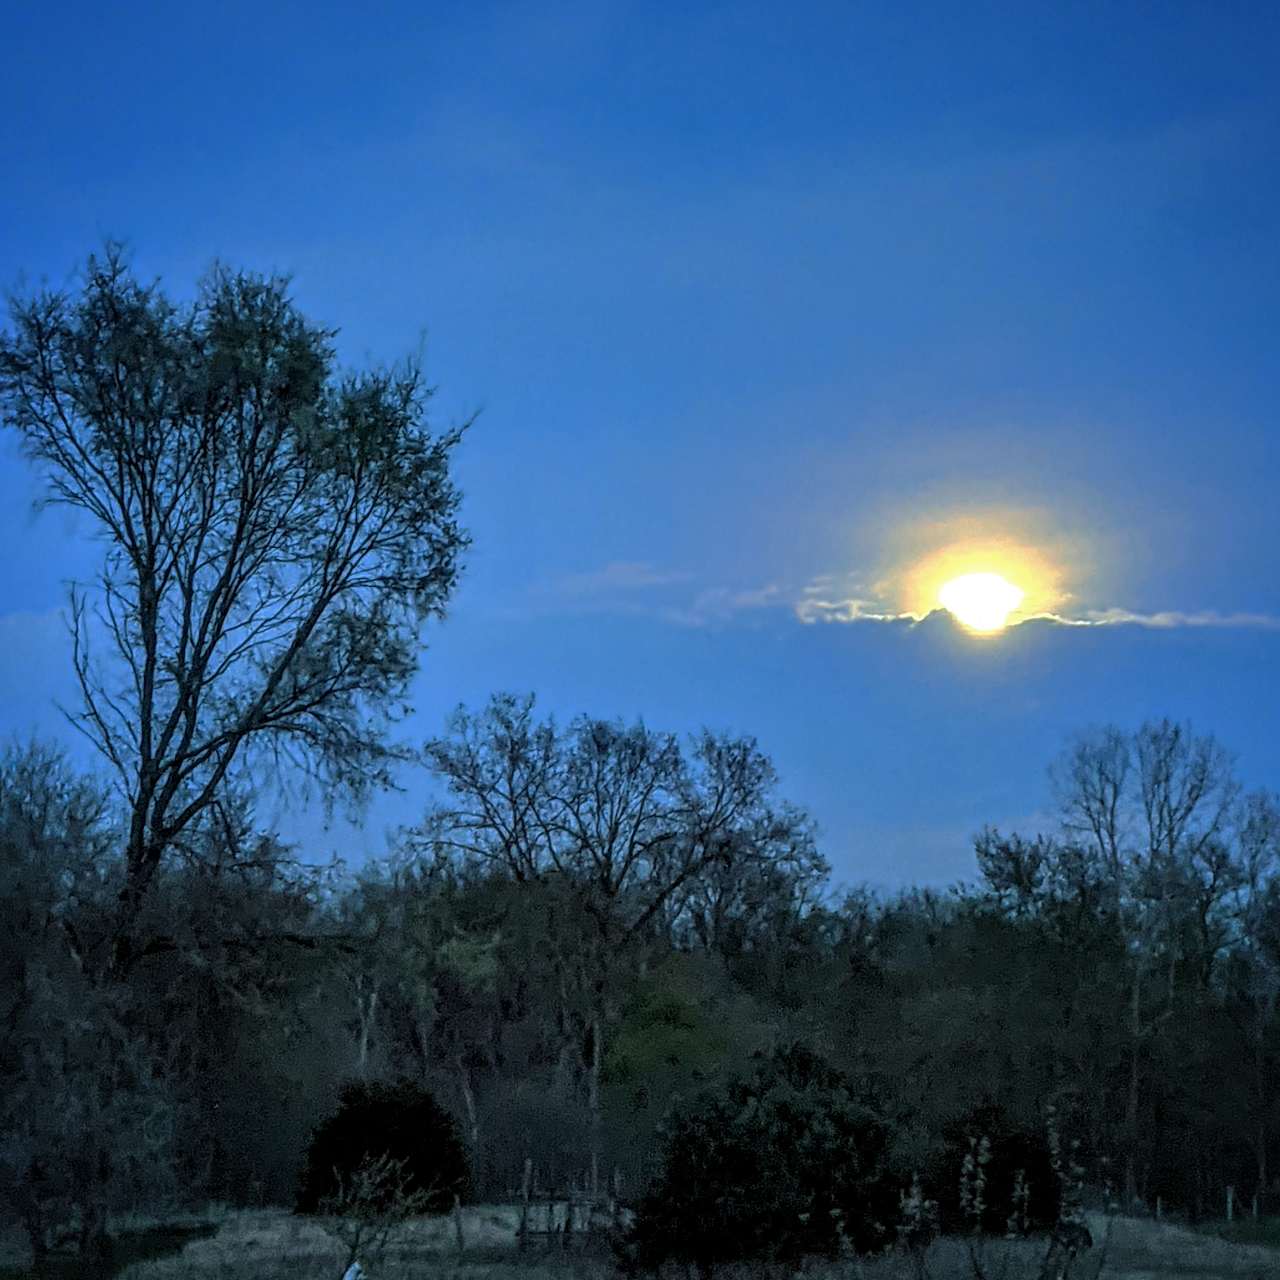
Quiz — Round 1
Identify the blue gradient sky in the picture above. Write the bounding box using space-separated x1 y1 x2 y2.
3 1 1278 888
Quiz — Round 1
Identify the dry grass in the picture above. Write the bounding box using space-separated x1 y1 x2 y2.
111 1204 612 1280
1083 1212 1280 1279
829 1213 1280 1280
2 1206 1276 1279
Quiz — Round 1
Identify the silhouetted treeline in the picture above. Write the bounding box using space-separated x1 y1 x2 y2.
3 708 1279 1260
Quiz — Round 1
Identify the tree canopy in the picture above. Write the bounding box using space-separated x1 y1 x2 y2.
0 246 470 969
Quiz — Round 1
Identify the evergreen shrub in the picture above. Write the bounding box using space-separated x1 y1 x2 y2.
622 1043 898 1277
296 1079 470 1215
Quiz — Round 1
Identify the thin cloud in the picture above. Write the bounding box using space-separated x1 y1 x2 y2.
793 591 1280 631
546 561 695 596
794 596 909 625
661 583 786 627
509 560 701 624
794 572 916 625
529 564 1280 634
0 606 68 643
533 563 787 628
1075 607 1280 630
525 571 792 628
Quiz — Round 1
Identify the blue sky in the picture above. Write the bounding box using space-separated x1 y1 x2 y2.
3 1 1279 888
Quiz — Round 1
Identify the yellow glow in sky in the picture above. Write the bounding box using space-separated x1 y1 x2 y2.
938 572 1024 632
895 536 1065 628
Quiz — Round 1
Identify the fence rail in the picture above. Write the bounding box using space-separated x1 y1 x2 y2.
514 1160 630 1252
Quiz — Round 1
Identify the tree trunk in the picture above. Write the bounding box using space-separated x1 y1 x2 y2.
589 1013 602 1199
1255 1013 1270 1205
77 1200 113 1280
411 1016 431 1076
456 1054 480 1181
355 976 378 1077
110 833 163 980
1125 969 1141 1210
20 1198 48 1278
453 1193 466 1255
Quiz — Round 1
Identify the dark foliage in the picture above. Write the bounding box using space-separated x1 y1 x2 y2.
928 1103 1060 1235
296 1079 470 1214
621 1042 899 1277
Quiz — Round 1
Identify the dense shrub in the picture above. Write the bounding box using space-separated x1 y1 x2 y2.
296 1079 470 1214
622 1042 898 1277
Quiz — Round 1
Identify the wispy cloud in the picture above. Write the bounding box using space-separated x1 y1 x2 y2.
552 561 694 596
0 606 68 642
794 590 1280 631
794 593 909 625
792 573 914 625
1071 608 1280 630
660 583 787 627
527 562 1280 634
523 562 790 627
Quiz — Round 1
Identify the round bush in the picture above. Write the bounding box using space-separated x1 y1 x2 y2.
622 1043 898 1277
297 1078 470 1214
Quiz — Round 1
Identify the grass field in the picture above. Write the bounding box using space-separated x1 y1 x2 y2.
4 1206 1280 1279
1192 1216 1280 1250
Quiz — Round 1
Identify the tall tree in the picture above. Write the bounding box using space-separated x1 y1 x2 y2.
0 246 469 971
1226 790 1280 1205
415 692 818 1191
1047 719 1242 1207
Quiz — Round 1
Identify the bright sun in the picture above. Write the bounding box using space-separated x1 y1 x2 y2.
938 572 1025 633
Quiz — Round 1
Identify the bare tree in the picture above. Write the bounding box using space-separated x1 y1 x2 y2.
0 246 469 973
318 1152 439 1273
415 692 818 1193
1135 720 1238 869
1229 789 1280 1205
1049 720 1242 1208
419 694 815 945
1051 726 1131 888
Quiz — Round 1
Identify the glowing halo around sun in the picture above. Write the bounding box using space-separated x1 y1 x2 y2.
938 572 1024 633
892 536 1065 633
